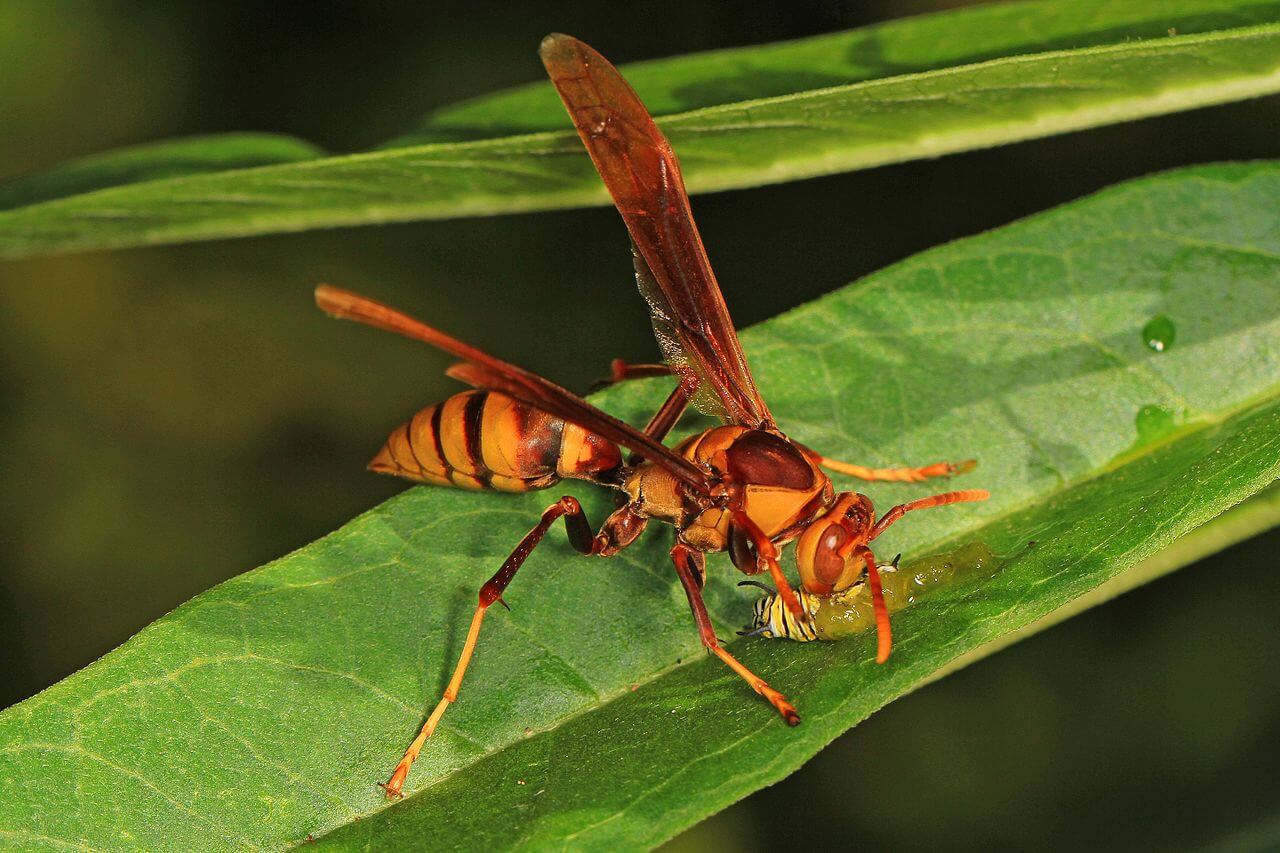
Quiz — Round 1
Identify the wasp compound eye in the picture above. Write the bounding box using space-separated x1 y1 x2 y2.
797 521 855 594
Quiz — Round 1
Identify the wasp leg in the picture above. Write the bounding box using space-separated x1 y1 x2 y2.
671 543 800 726
621 372 697 468
869 489 991 541
731 510 807 624
816 455 977 484
686 548 706 590
637 374 695 442
381 495 599 799
588 363 694 468
588 358 672 392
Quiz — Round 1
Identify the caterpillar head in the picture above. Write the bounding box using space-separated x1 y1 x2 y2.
746 586 820 642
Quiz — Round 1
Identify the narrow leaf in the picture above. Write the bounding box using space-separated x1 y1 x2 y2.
0 134 325 211
389 0 1280 144
0 161 1276 849
1 6 1278 258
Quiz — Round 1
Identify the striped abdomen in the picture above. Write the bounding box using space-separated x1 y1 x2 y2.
750 589 820 641
368 390 623 492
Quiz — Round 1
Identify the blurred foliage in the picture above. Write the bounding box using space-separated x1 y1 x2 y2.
0 0 1277 849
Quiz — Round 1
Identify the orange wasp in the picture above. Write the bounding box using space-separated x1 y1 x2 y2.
316 34 989 798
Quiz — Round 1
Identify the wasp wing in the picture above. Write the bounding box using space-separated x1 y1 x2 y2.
316 285 711 493
541 33 773 428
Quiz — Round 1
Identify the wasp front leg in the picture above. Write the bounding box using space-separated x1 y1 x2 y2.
382 495 599 799
671 543 799 726
782 489 988 660
731 510 806 623
853 545 893 664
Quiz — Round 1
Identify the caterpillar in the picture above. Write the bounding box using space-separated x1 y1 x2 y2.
747 541 999 642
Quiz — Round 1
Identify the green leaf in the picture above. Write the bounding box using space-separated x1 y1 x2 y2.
0 133 325 211
1 161 1277 849
2 2 1279 258
389 0 1280 144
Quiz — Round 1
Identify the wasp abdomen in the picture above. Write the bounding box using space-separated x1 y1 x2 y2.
369 390 622 492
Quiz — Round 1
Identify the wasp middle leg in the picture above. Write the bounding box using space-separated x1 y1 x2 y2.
382 495 600 798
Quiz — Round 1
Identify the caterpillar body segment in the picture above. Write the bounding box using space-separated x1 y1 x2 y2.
750 587 821 642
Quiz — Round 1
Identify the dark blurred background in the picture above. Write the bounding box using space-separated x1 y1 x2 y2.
1 1 1277 849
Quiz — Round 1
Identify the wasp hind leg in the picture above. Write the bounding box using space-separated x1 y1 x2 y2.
671 543 800 726
816 454 977 484
588 358 672 392
381 495 600 799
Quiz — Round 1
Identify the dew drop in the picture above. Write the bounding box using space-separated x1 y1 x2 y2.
1134 404 1177 447
1142 315 1176 353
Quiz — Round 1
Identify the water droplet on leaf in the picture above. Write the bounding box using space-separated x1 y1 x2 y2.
1134 405 1177 447
1142 315 1176 352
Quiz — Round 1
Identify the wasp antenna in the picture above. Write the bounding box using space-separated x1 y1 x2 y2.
737 580 776 594
870 489 991 541
857 547 893 664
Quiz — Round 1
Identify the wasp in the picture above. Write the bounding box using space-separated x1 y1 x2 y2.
316 34 989 799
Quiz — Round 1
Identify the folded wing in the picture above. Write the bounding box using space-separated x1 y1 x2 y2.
315 285 712 493
541 33 774 429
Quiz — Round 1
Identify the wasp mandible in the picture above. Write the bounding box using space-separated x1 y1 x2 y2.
316 34 989 799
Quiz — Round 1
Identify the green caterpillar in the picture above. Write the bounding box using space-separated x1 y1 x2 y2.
746 542 999 641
